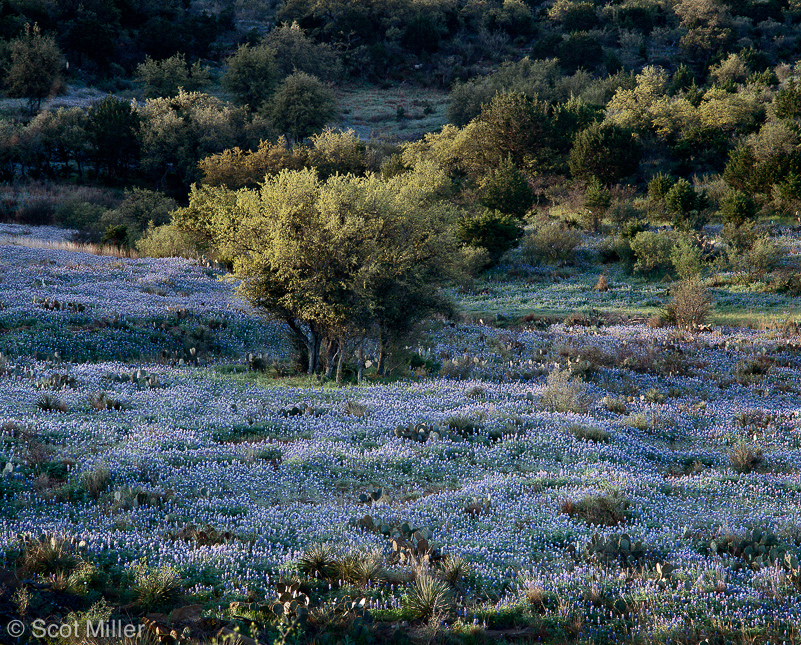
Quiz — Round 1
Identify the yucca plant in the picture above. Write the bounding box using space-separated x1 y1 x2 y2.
438 553 472 588
351 551 385 586
297 543 339 580
19 534 80 576
404 574 455 620
36 393 68 413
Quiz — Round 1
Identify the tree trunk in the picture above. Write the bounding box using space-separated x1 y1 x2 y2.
335 339 346 385
377 325 387 376
325 339 338 379
357 339 365 384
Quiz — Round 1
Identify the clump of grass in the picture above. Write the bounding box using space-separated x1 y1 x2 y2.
540 368 590 414
446 415 482 437
404 574 455 620
560 492 632 526
81 465 111 499
344 400 368 418
567 423 610 443
350 551 385 586
129 560 182 610
88 392 126 410
729 443 764 473
602 396 629 414
18 534 80 576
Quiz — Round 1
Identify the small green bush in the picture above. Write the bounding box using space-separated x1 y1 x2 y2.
648 172 675 202
456 210 523 263
630 230 675 274
718 189 758 227
671 237 703 279
519 221 583 266
664 277 712 330
136 222 200 259
540 367 590 413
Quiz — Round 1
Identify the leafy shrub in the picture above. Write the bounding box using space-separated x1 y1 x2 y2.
268 72 337 141
630 230 675 274
560 492 632 526
519 221 583 266
664 178 708 230
665 277 712 329
135 53 211 98
54 201 108 231
718 189 758 227
671 237 703 279
540 367 590 413
648 172 675 202
136 222 200 259
664 277 712 330
456 210 523 263
100 188 178 243
478 157 534 219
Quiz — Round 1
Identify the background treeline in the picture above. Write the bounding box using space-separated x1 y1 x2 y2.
2 0 801 282
2 0 801 89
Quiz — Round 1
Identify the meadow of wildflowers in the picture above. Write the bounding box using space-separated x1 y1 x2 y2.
2 229 801 644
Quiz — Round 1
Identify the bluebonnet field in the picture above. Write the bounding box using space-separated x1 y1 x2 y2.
2 225 801 643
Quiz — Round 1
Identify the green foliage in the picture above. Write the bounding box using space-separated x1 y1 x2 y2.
775 79 801 120
86 96 140 180
267 72 337 141
584 175 611 231
664 277 712 330
718 189 758 226
403 575 455 620
455 91 557 176
100 188 178 243
223 43 279 111
569 122 641 184
585 533 646 566
179 164 458 374
136 222 200 259
540 367 589 413
135 53 211 98
664 178 708 230
630 230 675 274
456 210 523 263
557 32 603 74
562 492 632 526
4 23 63 114
297 543 338 580
262 21 342 80
478 157 533 219
671 238 703 279
139 90 254 190
519 221 583 266
129 560 182 610
447 58 563 126
648 172 675 202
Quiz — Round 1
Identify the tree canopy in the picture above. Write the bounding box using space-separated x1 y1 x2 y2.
174 162 459 377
